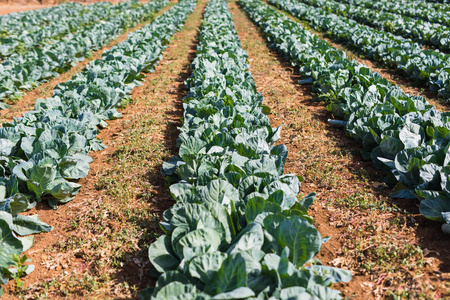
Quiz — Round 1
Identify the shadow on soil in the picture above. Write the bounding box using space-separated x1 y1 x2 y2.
122 37 199 292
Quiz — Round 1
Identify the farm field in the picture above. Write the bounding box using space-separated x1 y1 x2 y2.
0 0 450 299
0 5 56 15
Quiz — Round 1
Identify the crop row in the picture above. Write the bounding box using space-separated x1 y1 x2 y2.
0 0 196 294
337 0 450 26
0 2 125 59
0 0 166 109
0 3 84 37
301 0 450 52
144 0 351 299
429 0 450 4
241 0 450 234
268 0 450 99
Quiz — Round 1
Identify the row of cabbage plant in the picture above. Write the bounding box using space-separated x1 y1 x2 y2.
0 0 196 294
0 2 83 37
267 0 450 99
144 0 351 299
241 0 450 234
0 2 127 59
299 0 450 52
337 0 450 26
0 0 165 108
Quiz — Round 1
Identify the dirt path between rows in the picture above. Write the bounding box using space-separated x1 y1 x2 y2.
230 0 450 298
2 0 205 298
0 4 173 124
0 1 122 15
0 4 56 15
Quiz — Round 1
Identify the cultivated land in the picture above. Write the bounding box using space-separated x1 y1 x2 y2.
1 0 450 299
0 5 56 15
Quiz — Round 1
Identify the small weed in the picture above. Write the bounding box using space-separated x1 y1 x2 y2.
334 189 392 211
2 254 32 293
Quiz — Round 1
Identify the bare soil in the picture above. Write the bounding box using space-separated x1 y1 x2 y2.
0 4 55 14
0 0 123 14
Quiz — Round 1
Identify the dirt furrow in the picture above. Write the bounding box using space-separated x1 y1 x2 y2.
0 4 56 15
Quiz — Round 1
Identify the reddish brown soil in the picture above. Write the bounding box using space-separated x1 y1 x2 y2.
2 0 204 298
0 4 55 15
0 0 124 14
230 0 450 298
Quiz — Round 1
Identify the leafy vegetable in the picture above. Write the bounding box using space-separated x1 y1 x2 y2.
0 0 196 291
267 0 450 99
0 0 164 106
338 0 450 27
0 2 114 59
299 0 450 52
145 0 351 298
240 0 450 233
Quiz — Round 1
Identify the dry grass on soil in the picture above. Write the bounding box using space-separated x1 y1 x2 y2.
230 0 450 299
0 0 124 15
0 5 56 15
2 0 205 298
